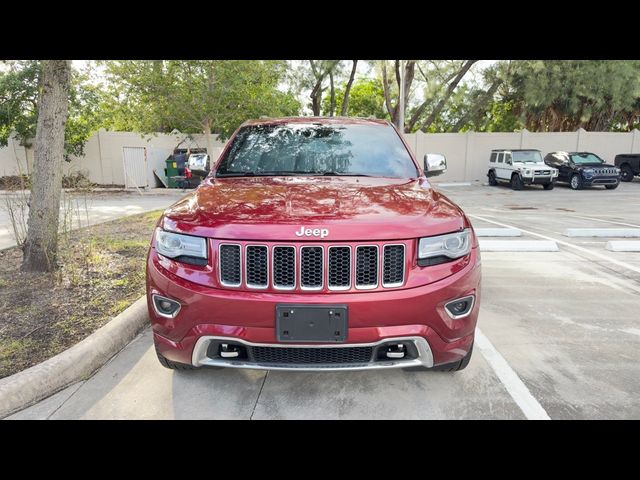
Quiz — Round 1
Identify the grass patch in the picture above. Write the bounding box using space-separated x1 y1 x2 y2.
0 209 163 379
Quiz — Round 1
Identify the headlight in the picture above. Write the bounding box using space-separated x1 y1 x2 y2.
155 228 207 265
418 229 472 266
524 169 531 175
583 168 594 177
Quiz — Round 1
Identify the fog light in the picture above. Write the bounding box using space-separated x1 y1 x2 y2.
152 294 181 318
444 295 475 319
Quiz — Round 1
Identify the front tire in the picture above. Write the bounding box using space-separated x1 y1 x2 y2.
488 170 498 186
511 174 524 191
620 165 634 182
570 174 583 190
543 182 554 190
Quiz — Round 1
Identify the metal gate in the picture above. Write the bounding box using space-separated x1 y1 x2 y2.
122 147 148 188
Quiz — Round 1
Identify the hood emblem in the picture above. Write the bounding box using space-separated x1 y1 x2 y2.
295 226 329 239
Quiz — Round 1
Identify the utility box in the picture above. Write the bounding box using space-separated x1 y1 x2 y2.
165 156 180 188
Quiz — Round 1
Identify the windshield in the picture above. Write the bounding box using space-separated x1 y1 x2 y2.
512 151 543 163
215 123 419 178
570 153 604 165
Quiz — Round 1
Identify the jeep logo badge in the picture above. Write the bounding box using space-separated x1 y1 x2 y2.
295 226 329 239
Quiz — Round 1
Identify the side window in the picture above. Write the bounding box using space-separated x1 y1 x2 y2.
490 152 497 163
504 153 512 165
497 153 504 164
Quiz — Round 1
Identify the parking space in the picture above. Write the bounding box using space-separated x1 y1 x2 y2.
9 181 640 419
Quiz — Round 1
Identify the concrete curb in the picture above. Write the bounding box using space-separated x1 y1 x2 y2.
564 228 640 238
0 296 148 419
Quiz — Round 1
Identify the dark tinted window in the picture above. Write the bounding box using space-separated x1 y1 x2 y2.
497 153 504 163
216 123 418 178
490 152 497 163
570 153 604 165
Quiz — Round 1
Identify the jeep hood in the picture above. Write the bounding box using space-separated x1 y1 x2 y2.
161 177 466 241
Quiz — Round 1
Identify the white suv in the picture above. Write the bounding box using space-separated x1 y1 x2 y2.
487 149 558 190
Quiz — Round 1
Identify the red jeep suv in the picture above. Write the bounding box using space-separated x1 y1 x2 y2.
146 117 481 372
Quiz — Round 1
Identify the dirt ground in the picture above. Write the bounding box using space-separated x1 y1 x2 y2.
0 210 162 379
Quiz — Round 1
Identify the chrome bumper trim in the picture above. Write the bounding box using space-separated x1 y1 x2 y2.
191 335 434 371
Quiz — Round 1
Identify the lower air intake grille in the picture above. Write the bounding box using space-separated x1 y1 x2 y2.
250 346 373 364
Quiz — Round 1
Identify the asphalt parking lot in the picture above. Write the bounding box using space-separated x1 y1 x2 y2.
0 189 185 249
9 179 640 419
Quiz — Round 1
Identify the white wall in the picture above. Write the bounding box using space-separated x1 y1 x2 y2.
404 129 640 182
0 130 226 186
2 128 640 185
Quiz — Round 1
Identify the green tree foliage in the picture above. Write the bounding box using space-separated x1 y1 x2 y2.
101 60 300 139
0 61 103 158
321 79 388 118
446 60 640 132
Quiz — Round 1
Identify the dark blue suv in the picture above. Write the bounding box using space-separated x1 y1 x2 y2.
544 151 621 190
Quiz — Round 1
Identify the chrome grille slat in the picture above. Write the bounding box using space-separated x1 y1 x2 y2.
245 245 268 289
219 242 405 291
355 245 378 289
272 246 296 289
219 244 242 287
383 244 405 287
328 246 351 290
300 246 323 290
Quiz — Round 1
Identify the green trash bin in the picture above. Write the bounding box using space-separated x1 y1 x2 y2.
165 157 179 188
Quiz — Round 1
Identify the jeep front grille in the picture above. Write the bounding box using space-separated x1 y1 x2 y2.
217 241 406 292
219 244 242 287
355 246 378 289
273 246 296 289
300 246 323 290
593 168 617 175
328 246 351 290
383 244 405 287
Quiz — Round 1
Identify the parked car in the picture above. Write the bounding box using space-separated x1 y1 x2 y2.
146 117 481 373
614 154 640 182
487 149 558 190
544 151 620 190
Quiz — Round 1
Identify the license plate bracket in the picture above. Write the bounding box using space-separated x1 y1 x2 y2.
276 304 348 343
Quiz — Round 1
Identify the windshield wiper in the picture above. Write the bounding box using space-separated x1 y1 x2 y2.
319 171 374 177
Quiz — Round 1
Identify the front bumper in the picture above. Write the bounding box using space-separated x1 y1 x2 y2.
521 175 554 185
147 247 481 370
582 175 620 185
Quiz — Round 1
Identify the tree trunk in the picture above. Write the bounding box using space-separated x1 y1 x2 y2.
420 60 477 132
203 119 216 172
21 60 71 272
381 62 398 126
341 60 358 116
329 71 336 117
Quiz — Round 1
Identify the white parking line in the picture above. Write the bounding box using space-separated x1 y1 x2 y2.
475 328 551 420
469 214 640 276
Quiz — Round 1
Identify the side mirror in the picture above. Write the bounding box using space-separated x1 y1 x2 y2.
424 153 447 177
